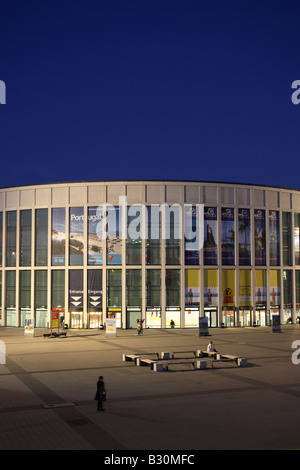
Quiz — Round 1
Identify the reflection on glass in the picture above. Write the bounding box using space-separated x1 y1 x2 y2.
20 210 32 267
35 209 48 266
6 211 16 267
107 269 122 307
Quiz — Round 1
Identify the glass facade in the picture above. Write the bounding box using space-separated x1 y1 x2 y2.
0 181 300 329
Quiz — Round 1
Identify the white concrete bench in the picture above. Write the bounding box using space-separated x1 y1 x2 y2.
212 354 247 367
153 360 207 372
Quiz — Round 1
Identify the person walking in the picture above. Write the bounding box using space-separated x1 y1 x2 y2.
95 376 106 411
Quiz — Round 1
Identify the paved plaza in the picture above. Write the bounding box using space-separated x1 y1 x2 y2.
0 324 300 450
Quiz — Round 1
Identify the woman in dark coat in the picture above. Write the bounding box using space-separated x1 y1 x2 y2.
95 376 106 411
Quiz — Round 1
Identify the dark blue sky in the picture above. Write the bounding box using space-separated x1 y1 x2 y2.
0 0 299 189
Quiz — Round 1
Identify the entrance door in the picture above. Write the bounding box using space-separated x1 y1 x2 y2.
71 311 83 328
222 309 235 327
238 309 252 327
255 309 266 327
204 308 218 328
88 311 103 328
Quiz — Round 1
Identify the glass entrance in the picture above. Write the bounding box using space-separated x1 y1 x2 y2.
255 309 267 327
88 311 103 328
70 311 83 328
222 309 235 327
204 308 218 328
238 309 252 327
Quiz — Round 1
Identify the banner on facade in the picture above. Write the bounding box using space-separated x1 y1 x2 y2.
239 270 251 307
88 269 102 308
238 208 251 265
270 270 281 306
269 211 280 266
204 207 218 265
254 210 266 266
69 270 83 308
221 208 235 265
222 270 235 306
185 270 200 307
204 269 218 307
255 270 267 307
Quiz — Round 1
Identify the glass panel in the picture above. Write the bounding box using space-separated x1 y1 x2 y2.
6 211 17 267
282 212 292 266
69 207 84 266
52 208 65 266
126 270 142 306
146 269 161 307
20 271 31 308
20 210 32 266
296 271 300 303
165 205 181 265
294 214 300 266
107 207 122 265
126 206 142 265
204 207 218 265
35 271 47 309
283 270 292 306
20 271 31 327
166 269 180 306
254 210 266 266
221 208 235 265
6 271 16 326
35 209 48 266
238 209 251 265
269 211 280 266
107 269 122 307
146 206 161 265
51 270 65 308
88 206 103 265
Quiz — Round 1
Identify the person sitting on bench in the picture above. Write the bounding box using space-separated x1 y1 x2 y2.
207 341 217 353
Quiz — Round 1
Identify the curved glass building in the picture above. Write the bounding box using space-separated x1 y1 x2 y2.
0 180 299 329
